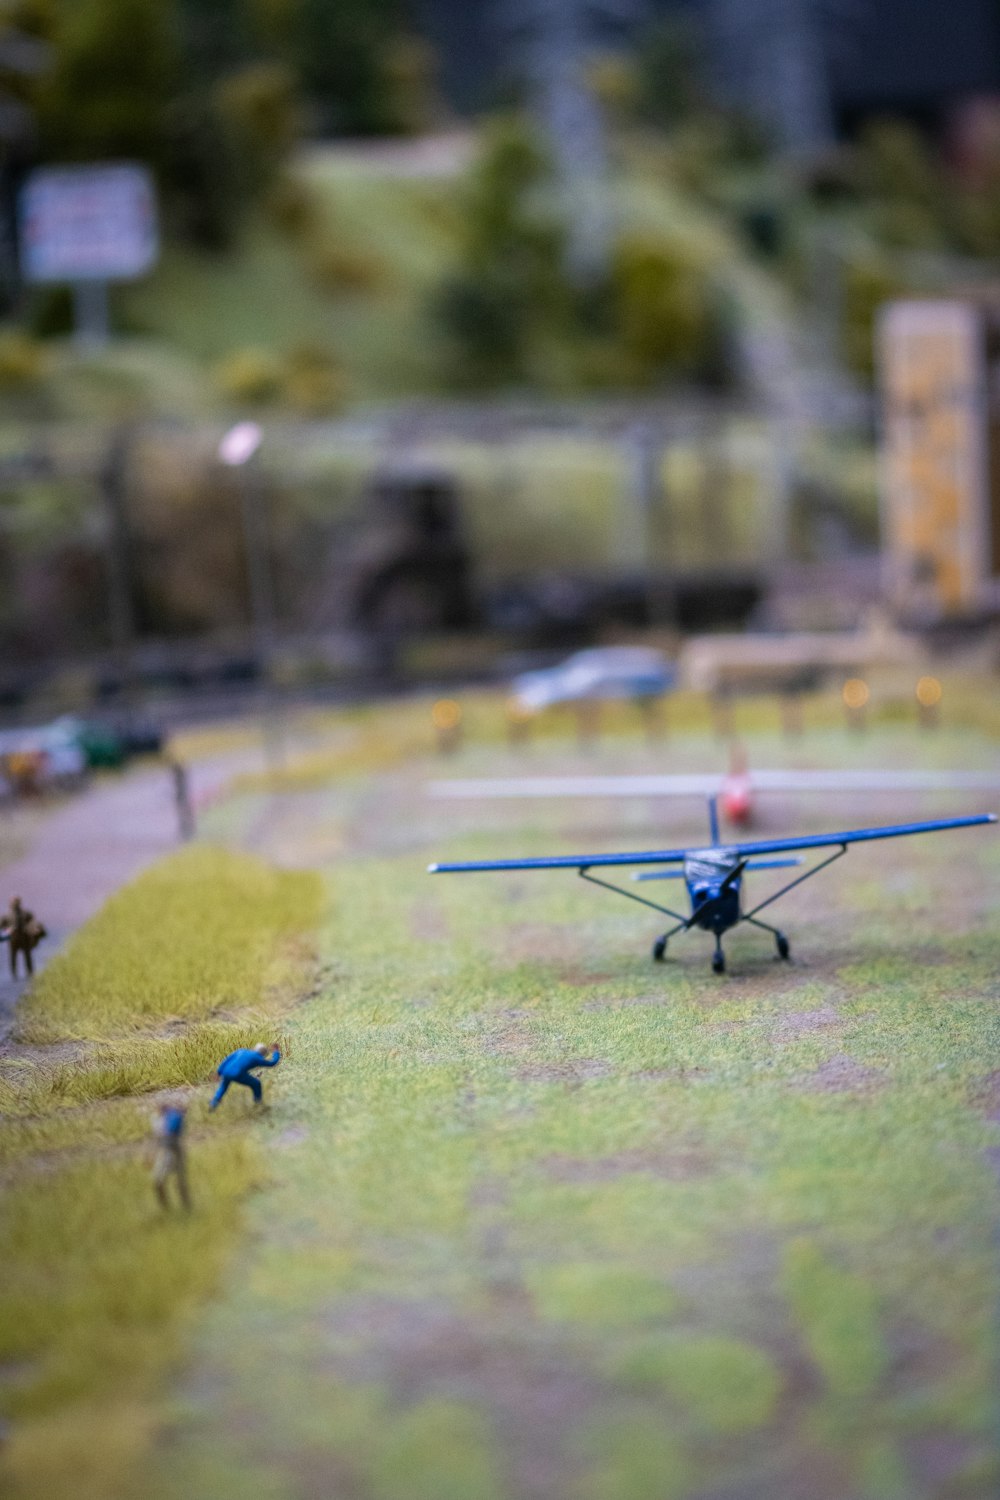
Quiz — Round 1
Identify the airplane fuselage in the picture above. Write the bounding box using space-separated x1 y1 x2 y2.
684 848 742 934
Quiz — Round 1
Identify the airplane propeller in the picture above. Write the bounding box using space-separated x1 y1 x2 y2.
685 858 747 929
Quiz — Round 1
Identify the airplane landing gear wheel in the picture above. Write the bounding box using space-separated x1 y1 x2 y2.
712 949 726 975
652 937 667 962
776 932 790 960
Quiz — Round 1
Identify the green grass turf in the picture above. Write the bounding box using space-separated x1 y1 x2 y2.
138 715 1000 1500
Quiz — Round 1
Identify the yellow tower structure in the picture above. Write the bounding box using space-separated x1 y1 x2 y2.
878 299 1000 620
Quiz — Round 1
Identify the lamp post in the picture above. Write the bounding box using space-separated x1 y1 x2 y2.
100 426 139 719
627 421 672 631
219 422 284 773
501 0 638 283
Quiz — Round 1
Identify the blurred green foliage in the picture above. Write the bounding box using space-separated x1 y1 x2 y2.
841 255 905 379
176 0 430 135
610 232 716 383
37 0 178 164
954 183 1000 257
214 60 300 192
436 117 722 391
289 0 433 136
282 340 346 413
378 31 440 136
213 343 283 404
853 119 944 251
213 340 345 411
262 170 321 238
306 237 386 295
435 118 568 386
0 329 46 386
854 118 939 213
161 91 246 249
634 16 707 131
0 0 436 261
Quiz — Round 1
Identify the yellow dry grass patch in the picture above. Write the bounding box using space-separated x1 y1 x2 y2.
0 845 322 1500
16 844 320 1042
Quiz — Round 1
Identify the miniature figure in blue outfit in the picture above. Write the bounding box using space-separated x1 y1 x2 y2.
210 1042 281 1110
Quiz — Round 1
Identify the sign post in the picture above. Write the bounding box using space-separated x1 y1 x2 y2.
18 162 158 347
74 280 110 347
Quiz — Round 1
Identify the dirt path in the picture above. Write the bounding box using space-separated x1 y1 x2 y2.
0 748 263 1043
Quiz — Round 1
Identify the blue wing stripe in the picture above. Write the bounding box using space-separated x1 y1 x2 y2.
428 848 689 873
428 815 996 874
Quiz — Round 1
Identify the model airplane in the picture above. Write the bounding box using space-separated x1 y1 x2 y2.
428 802 996 973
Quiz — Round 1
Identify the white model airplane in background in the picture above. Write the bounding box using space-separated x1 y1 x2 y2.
428 755 1000 830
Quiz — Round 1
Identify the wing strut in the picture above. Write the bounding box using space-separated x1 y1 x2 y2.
578 867 688 923
741 843 847 922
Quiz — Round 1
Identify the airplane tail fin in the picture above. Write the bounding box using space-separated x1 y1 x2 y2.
708 795 719 845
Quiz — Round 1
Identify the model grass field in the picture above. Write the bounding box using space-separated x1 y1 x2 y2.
1 692 999 1500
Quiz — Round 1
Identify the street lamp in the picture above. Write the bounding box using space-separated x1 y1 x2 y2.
218 422 284 772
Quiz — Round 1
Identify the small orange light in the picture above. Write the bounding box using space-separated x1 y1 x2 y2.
915 675 942 708
842 678 870 711
431 698 462 731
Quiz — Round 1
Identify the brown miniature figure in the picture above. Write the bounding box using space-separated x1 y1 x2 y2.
0 896 46 978
152 1102 190 1211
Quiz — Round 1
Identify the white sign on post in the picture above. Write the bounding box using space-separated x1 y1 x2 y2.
18 162 159 345
19 162 158 282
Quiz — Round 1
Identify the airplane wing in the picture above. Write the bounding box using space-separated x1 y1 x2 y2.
723 813 996 859
749 771 1000 792
427 814 996 874
429 846 691 873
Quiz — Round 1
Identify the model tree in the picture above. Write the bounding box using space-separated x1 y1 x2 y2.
706 0 834 155
500 0 643 283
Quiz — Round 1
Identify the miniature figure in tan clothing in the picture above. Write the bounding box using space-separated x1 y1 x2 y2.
152 1102 191 1211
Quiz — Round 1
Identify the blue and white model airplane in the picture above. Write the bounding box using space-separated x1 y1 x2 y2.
428 802 996 974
